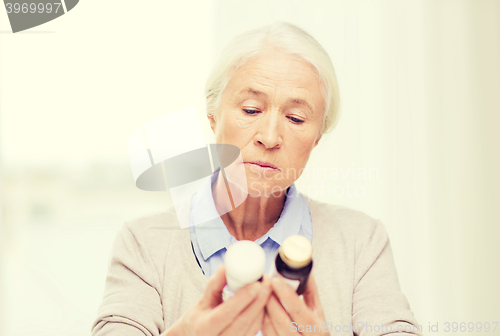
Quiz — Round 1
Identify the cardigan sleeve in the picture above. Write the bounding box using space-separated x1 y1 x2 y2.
351 220 423 336
91 223 164 336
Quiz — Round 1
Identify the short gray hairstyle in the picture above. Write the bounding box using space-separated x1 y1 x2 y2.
205 21 340 134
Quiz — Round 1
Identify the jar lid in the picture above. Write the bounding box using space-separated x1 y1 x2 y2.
279 235 312 269
225 240 266 283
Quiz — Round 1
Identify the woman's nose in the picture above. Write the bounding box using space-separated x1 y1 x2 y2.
254 110 283 149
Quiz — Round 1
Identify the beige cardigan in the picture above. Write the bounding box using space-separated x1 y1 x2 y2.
91 197 422 336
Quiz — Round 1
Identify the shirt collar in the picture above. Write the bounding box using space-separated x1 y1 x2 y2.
190 170 311 261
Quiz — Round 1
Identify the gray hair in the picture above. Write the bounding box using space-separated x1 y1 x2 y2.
205 21 340 134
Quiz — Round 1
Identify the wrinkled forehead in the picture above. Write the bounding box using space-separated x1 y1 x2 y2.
222 51 325 113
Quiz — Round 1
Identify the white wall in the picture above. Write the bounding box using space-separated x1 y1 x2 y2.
1 0 499 335
0 1 215 335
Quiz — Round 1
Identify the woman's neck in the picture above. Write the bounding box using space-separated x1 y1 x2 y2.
212 170 286 241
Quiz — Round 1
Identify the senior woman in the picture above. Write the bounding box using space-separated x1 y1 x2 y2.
91 22 421 336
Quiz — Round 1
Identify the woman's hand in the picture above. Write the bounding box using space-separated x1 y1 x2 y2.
262 274 329 336
165 265 272 336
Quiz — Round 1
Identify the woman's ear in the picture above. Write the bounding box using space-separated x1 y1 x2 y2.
208 113 216 133
314 134 322 147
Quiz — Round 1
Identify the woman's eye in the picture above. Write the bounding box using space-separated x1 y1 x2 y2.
243 109 260 115
288 116 304 124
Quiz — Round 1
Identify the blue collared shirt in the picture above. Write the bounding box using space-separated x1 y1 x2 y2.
189 171 313 278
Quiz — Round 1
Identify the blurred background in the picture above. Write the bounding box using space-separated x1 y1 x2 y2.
1 0 499 335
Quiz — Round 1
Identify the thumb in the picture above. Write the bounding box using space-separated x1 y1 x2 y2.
303 274 321 313
200 264 227 308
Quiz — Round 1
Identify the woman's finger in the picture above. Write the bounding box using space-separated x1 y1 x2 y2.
220 280 271 336
262 311 279 336
270 277 317 327
302 274 326 321
208 281 262 335
302 274 319 312
200 265 227 309
244 309 265 336
243 275 273 336
266 294 294 336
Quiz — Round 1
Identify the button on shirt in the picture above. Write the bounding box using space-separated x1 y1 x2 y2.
189 171 313 278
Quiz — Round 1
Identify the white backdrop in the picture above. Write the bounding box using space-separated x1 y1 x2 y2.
1 0 499 335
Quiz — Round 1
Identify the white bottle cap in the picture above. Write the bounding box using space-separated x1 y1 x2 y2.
279 235 312 269
224 240 266 293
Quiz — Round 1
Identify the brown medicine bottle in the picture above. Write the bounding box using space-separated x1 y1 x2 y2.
272 235 313 295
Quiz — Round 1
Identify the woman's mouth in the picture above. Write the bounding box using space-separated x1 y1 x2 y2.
244 161 279 171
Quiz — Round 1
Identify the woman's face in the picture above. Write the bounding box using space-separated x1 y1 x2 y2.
209 50 325 197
